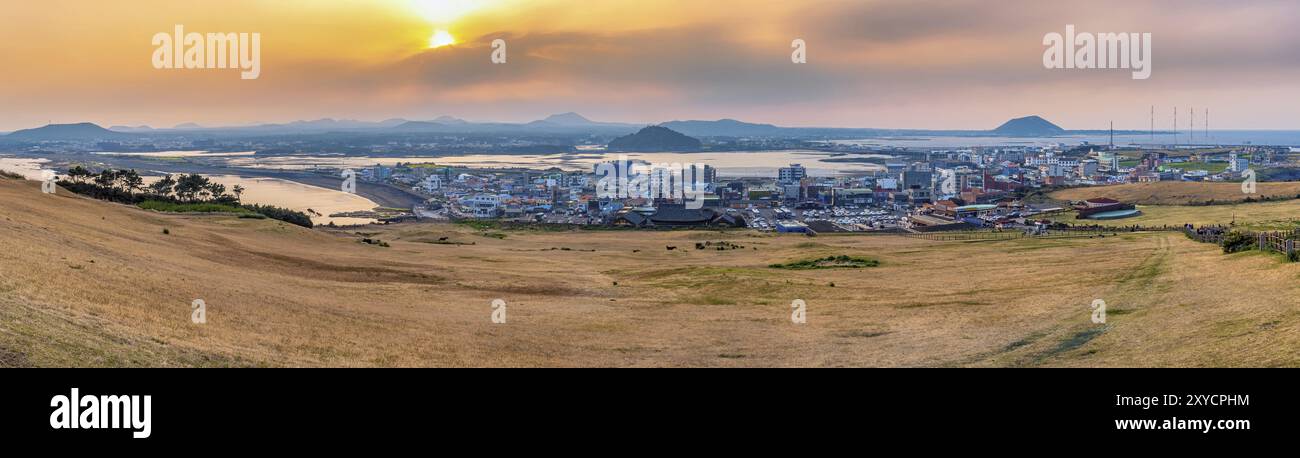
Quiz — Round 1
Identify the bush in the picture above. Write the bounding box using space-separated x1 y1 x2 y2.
1222 232 1256 254
242 204 313 228
139 200 250 214
770 255 879 270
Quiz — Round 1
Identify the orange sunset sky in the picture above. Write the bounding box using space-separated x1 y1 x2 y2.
2 0 1299 131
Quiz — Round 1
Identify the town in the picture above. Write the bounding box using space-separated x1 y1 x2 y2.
334 142 1294 234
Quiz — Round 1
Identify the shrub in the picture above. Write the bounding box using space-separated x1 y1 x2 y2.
770 255 879 270
139 200 249 214
1222 232 1256 254
242 204 313 228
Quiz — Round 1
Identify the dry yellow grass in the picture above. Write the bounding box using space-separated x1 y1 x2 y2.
1046 199 1300 230
3 177 1300 367
1050 181 1300 205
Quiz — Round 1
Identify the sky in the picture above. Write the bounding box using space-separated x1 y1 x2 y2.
2 0 1299 131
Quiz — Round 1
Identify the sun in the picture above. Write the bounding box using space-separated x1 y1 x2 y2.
429 30 456 48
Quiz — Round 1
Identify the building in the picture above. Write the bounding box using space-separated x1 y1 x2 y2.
1228 152 1250 173
463 194 502 218
420 175 442 193
900 170 932 192
778 164 807 184
1079 159 1099 177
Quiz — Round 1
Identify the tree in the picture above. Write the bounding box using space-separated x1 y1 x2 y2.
149 174 176 197
121 169 144 194
174 174 209 202
66 166 91 183
205 182 227 201
93 169 116 189
232 184 245 202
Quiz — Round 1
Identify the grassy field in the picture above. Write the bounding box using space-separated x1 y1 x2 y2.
3 177 1300 367
1050 181 1300 205
1046 198 1300 230
1167 162 1229 173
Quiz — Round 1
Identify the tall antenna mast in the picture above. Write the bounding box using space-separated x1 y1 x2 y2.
1110 121 1114 149
1190 107 1195 144
1205 108 1209 144
1150 105 1155 143
1173 107 1178 147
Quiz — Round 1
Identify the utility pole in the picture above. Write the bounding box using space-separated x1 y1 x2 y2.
1173 107 1178 147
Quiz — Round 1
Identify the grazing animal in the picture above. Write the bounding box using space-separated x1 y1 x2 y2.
666 246 676 251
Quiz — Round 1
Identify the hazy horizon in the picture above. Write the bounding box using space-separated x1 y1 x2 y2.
4 0 1300 131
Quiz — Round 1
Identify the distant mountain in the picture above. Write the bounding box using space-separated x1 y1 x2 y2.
525 112 638 131
659 119 782 137
540 112 595 126
992 116 1065 137
432 116 468 125
393 121 448 130
6 123 133 140
173 123 205 129
258 118 410 130
608 126 702 152
109 125 155 133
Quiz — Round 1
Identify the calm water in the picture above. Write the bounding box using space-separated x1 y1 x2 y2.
92 150 257 158
225 150 887 177
0 156 51 179
832 131 1300 148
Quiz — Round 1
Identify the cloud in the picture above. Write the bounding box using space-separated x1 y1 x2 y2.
4 0 1300 129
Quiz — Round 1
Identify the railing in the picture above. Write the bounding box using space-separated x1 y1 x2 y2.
1182 225 1300 260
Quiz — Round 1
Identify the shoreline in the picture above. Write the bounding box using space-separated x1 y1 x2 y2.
17 152 426 209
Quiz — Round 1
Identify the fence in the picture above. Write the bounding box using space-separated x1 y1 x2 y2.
896 226 1156 242
1182 225 1300 260
1257 232 1295 257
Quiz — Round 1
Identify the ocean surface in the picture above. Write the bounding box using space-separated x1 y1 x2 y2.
223 150 889 177
831 131 1300 148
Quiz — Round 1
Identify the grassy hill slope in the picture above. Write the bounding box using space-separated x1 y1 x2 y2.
1050 181 1300 205
2 177 1299 367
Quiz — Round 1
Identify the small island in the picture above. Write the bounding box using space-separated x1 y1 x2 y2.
607 125 702 152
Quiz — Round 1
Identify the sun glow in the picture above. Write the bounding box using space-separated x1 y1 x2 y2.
429 29 456 48
411 0 490 24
